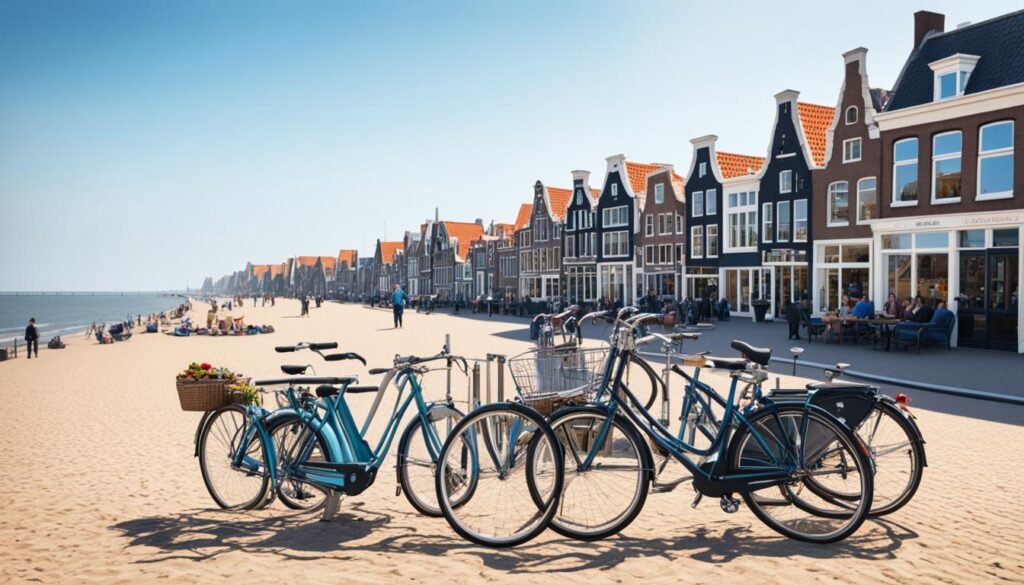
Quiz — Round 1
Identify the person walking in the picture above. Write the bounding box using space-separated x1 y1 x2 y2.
25 318 39 359
391 284 406 328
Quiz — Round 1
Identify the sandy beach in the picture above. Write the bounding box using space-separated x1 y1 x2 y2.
1 299 1021 584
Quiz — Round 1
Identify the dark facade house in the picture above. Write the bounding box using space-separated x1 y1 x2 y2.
872 9 1024 352
498 209 528 300
636 165 686 298
370 240 404 299
402 233 420 297
293 256 330 298
594 155 661 306
685 136 766 306
427 220 484 303
518 182 570 301
563 170 601 305
417 220 437 299
811 47 887 313
752 93 833 317
336 250 359 300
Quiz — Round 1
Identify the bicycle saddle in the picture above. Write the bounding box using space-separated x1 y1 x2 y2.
281 365 310 375
731 340 771 366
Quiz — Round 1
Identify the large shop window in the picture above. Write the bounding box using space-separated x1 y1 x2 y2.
857 178 877 223
932 131 962 203
828 182 849 226
893 138 919 205
818 243 870 312
978 121 1014 200
882 232 950 308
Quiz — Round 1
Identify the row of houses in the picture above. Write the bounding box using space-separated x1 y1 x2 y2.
208 10 1024 353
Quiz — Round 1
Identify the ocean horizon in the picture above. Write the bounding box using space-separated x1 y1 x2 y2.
0 292 189 341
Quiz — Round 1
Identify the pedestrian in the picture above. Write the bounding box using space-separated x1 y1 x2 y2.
391 283 406 328
784 300 802 340
25 318 39 359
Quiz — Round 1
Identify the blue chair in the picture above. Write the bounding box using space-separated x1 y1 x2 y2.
892 308 956 353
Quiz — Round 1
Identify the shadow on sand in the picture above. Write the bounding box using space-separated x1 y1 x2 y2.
111 504 918 572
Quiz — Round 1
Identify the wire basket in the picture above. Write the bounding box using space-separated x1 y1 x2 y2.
508 346 609 415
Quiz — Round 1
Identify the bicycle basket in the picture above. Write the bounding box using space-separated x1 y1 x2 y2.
508 346 609 415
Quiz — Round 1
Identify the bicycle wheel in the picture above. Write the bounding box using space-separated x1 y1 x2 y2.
528 406 650 540
808 400 923 517
436 402 563 548
198 405 271 510
396 405 465 517
267 414 329 511
729 404 873 544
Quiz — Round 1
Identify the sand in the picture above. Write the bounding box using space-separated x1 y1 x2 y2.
0 299 1021 584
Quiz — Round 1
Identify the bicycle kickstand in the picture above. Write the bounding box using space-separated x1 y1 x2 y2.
321 490 344 522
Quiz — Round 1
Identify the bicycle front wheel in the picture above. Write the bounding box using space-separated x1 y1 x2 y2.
267 414 329 511
198 405 271 510
852 400 924 516
528 406 650 540
729 405 873 544
436 403 564 548
396 405 464 517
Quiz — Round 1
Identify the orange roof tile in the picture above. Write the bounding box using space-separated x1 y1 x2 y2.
590 188 601 201
320 256 336 272
252 265 270 279
296 256 319 267
379 241 404 264
546 187 572 221
514 204 533 231
797 102 835 166
270 264 285 278
716 151 766 179
624 162 660 194
443 221 485 260
337 249 357 268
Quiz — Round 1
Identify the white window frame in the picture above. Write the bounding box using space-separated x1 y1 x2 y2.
706 225 719 258
602 205 628 227
856 177 877 224
675 213 683 234
706 188 717 215
654 183 664 204
645 214 654 236
762 202 773 243
699 162 707 178
645 244 654 265
779 170 793 194
690 226 703 258
611 183 619 197
692 191 704 217
845 106 858 125
602 230 629 257
843 138 862 163
724 190 758 252
931 130 962 205
977 120 1015 201
565 235 576 258
929 54 979 102
827 181 850 227
777 200 791 242
793 199 808 243
892 137 919 207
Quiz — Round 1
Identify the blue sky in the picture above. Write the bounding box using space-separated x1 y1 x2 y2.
1 0 1019 291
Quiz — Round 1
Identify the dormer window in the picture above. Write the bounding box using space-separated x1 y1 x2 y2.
845 106 858 125
929 54 979 101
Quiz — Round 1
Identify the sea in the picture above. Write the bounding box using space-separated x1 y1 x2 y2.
0 293 188 341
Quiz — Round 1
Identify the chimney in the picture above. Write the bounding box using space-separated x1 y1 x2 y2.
774 89 800 105
475 218 483 225
843 47 867 65
914 11 944 48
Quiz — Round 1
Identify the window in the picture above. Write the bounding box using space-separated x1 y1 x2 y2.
659 244 671 264
691 226 703 258
675 244 684 264
575 192 582 205
611 183 619 197
565 236 576 258
932 131 962 203
892 138 919 205
779 170 793 193
938 72 957 99
725 190 757 250
978 121 1014 200
707 225 718 257
794 199 807 242
706 189 717 215
777 200 791 242
645 245 654 265
692 191 704 216
602 231 629 256
654 183 664 204
828 182 849 226
675 213 683 234
659 213 670 235
857 177 877 223
645 214 654 236
602 206 628 227
845 106 858 125
699 162 707 177
843 138 862 163
762 202 773 243
930 54 978 102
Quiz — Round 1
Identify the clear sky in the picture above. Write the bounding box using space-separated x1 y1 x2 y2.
1 0 1019 291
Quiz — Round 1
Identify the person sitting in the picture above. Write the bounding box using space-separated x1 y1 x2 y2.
716 297 730 321
852 296 874 319
837 294 852 318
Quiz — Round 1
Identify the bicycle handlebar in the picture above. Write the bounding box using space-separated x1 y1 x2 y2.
275 341 338 353
324 352 367 365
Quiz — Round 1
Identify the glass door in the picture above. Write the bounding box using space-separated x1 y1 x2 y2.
957 252 985 348
958 250 1019 350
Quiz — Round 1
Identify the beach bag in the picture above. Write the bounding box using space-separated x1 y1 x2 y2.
48 337 66 349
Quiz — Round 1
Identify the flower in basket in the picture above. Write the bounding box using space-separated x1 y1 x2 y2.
178 362 239 381
229 382 261 406
200 363 212 371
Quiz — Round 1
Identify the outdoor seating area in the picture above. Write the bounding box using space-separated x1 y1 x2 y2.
815 310 955 353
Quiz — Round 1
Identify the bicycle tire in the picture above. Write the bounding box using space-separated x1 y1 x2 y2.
396 405 468 517
265 413 330 511
198 404 271 510
619 354 662 412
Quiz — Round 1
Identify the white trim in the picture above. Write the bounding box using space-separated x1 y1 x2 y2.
845 105 858 125
842 137 862 163
776 152 796 159
762 202 773 243
976 119 1015 202
931 130 963 205
856 177 878 224
779 170 793 194
892 137 919 206
827 181 850 227
823 48 881 166
793 199 808 243
875 82 1024 130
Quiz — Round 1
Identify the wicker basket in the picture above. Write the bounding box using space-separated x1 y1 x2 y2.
176 378 230 411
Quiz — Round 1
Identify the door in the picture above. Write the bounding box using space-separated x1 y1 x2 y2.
958 250 1019 350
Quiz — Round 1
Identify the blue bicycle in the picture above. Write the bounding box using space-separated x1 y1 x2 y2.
196 342 469 517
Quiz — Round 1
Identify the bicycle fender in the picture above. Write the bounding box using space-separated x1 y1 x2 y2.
265 407 350 465
878 395 928 467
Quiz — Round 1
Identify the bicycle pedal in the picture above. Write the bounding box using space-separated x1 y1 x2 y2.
691 492 703 509
720 495 740 514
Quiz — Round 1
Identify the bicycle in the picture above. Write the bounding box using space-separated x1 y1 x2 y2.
195 342 468 517
525 312 874 544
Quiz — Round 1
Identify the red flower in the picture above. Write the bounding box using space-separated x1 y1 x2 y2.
200 363 212 370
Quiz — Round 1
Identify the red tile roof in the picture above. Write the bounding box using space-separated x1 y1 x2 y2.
797 102 835 167
379 241 404 264
514 203 533 231
320 256 336 273
296 256 320 268
590 188 601 201
624 162 660 194
337 249 357 268
546 187 572 221
716 151 766 179
443 221 484 260
270 264 286 278
251 265 270 279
